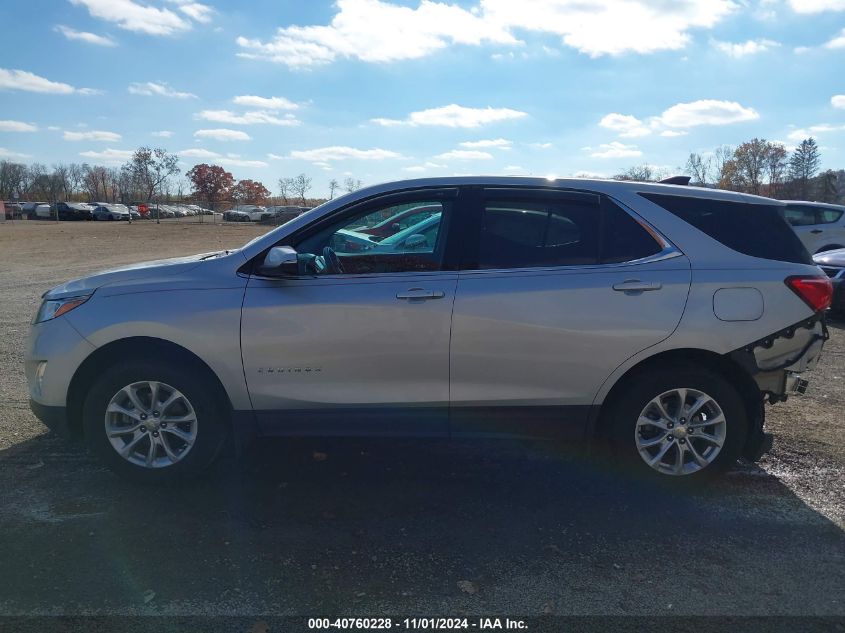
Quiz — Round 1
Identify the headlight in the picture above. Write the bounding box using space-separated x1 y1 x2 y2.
34 295 91 324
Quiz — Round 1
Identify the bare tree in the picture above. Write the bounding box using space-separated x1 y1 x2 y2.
67 163 85 200
343 177 362 192
614 165 655 182
292 173 313 203
685 152 713 186
328 178 340 199
764 143 788 198
732 138 769 194
125 147 179 203
278 177 294 205
0 161 27 200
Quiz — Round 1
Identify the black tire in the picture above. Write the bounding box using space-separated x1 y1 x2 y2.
82 360 227 483
604 363 748 484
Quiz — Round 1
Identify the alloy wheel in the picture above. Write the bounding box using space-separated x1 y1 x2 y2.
104 381 198 468
635 388 727 476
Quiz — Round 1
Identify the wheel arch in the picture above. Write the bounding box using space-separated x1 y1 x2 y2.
814 244 844 254
66 336 234 436
592 347 763 452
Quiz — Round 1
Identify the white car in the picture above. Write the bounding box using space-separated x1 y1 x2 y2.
92 204 131 221
230 205 266 221
34 204 54 219
783 201 845 254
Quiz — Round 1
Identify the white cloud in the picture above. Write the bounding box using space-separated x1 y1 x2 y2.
289 146 404 161
402 162 446 173
0 68 96 94
604 99 759 138
54 25 116 46
825 28 845 49
585 142 643 159
220 157 268 168
267 153 285 160
195 109 300 126
833 95 845 109
78 148 134 164
69 0 207 36
0 120 38 132
63 130 122 142
435 149 494 160
794 45 812 54
789 0 845 12
194 129 251 141
372 104 527 128
599 113 651 138
712 38 780 57
128 81 197 98
787 123 845 141
236 0 736 68
529 142 552 149
0 147 32 160
233 95 299 110
152 130 173 137
173 1 214 23
179 148 221 158
658 100 759 128
459 138 511 149
660 130 688 137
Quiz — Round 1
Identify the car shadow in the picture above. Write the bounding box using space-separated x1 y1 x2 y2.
0 433 843 617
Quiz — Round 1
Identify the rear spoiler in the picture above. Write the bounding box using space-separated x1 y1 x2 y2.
659 176 691 186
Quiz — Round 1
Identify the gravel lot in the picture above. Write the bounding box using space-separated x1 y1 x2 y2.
0 220 843 618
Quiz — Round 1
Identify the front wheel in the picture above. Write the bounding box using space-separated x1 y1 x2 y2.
605 364 748 483
82 361 227 482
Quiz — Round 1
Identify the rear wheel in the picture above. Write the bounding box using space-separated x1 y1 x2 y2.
82 361 227 482
605 364 748 483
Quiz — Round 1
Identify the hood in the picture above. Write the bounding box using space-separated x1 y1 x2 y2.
813 248 845 266
44 251 231 299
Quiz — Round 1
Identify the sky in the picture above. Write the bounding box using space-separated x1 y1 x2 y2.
1 0 845 196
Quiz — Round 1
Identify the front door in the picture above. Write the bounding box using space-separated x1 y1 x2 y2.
241 189 462 436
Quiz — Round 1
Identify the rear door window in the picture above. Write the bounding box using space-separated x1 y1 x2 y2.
784 205 818 226
641 193 812 265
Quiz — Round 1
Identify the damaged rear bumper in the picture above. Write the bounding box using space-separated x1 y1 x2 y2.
729 314 828 461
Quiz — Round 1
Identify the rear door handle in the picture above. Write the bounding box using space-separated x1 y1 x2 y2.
396 288 445 300
612 280 662 293
810 229 824 234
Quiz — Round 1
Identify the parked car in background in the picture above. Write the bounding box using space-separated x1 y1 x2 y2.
261 205 304 223
226 205 266 222
783 201 845 254
57 202 94 221
27 176 830 484
35 204 54 219
813 248 845 315
92 203 131 221
21 202 47 219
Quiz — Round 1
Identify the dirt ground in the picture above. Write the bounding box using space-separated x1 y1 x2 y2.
0 219 843 618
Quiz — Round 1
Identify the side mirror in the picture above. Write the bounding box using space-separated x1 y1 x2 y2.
404 234 427 250
258 245 299 276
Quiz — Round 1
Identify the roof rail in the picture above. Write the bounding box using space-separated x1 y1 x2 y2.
659 175 691 186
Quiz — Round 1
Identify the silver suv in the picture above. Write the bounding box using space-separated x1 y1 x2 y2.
26 177 832 483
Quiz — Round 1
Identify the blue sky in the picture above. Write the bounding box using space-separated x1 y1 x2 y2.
1 0 845 196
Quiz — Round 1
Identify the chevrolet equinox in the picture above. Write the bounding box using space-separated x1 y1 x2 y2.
26 177 832 483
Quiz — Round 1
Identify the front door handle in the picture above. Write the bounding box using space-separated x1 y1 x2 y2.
396 288 446 300
810 229 824 234
612 280 662 293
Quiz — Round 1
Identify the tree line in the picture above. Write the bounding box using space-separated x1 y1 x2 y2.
617 137 844 203
0 148 366 210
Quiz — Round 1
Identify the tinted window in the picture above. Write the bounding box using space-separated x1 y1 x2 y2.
784 205 817 226
601 202 663 263
477 200 599 269
641 193 812 265
294 199 450 274
820 208 844 224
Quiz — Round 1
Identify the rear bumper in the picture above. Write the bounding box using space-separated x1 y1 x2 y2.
29 399 71 437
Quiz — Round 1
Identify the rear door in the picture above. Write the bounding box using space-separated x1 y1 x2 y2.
449 188 691 439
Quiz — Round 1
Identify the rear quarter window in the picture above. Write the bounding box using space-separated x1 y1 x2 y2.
640 193 813 265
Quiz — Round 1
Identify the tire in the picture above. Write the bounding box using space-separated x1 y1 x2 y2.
82 360 227 483
604 363 748 484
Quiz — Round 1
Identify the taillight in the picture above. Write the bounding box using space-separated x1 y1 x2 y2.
785 275 833 312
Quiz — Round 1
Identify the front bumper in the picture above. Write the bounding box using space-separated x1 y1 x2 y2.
29 399 71 437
